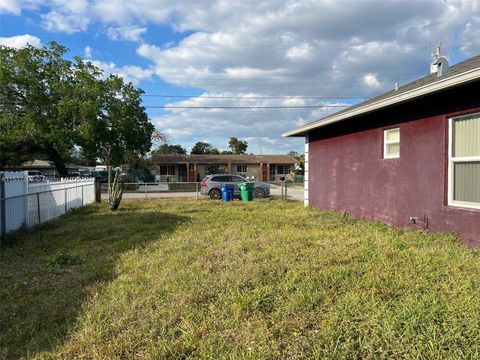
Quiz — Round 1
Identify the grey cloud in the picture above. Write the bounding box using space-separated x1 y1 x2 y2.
461 17 480 56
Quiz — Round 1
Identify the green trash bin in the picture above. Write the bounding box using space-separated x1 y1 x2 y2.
238 182 254 201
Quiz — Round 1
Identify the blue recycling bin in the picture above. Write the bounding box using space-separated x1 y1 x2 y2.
221 184 234 202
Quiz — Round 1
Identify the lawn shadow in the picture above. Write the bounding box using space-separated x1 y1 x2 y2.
0 204 188 359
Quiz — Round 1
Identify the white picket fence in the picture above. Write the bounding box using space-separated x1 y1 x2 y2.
0 172 95 235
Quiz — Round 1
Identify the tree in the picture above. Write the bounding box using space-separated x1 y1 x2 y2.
152 144 187 155
77 74 154 166
228 137 248 154
0 42 155 175
287 151 300 159
151 129 169 150
190 141 219 154
0 42 78 174
287 151 304 174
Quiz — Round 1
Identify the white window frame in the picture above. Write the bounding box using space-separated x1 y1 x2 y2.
448 114 480 210
277 165 291 175
383 127 400 159
236 165 247 173
159 165 175 176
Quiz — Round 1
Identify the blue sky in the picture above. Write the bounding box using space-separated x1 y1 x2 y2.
1 0 479 154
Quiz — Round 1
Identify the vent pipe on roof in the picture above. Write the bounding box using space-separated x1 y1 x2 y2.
430 45 449 78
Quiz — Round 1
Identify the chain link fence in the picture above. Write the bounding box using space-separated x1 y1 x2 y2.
99 181 302 200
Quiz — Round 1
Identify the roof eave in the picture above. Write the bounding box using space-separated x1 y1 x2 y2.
283 66 480 137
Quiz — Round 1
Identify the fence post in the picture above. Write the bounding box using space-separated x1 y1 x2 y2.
64 187 68 214
0 174 5 238
81 185 84 206
95 181 101 203
196 182 199 200
145 183 148 200
37 192 41 224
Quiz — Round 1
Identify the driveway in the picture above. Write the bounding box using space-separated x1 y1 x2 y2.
270 185 303 201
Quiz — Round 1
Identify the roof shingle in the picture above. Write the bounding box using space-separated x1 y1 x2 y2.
152 154 298 165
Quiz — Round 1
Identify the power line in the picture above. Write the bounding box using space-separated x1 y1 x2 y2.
142 94 364 100
145 105 349 109
146 108 344 113
143 73 420 81
142 67 423 73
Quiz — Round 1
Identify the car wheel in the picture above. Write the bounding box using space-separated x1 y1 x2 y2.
209 188 221 199
253 188 265 198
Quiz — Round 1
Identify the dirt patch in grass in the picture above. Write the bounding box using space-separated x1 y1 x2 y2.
1 198 479 359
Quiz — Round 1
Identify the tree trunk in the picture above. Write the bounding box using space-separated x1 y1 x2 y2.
48 148 69 177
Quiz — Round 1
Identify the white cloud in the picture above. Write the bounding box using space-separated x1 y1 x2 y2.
151 92 347 154
84 45 93 59
41 10 89 33
286 43 312 60
363 74 381 89
461 17 480 56
91 59 154 84
39 0 90 32
106 26 147 41
0 34 41 48
0 0 41 15
92 0 173 26
0 0 21 14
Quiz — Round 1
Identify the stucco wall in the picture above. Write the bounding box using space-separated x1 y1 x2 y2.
196 164 227 177
193 164 260 179
232 164 260 179
307 82 480 246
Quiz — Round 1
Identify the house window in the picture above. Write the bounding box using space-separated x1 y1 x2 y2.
237 165 247 173
448 113 480 209
159 165 175 175
205 165 220 174
384 128 400 159
277 165 291 174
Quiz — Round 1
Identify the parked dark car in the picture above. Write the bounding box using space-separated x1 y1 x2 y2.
200 174 271 199
90 171 109 183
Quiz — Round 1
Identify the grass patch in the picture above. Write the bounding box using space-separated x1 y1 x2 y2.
49 253 85 268
1 199 479 359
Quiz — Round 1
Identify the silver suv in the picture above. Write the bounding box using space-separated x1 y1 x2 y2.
200 174 271 199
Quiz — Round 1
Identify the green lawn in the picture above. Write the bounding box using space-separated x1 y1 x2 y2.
1 199 479 359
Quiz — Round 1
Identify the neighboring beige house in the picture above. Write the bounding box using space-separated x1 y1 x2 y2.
8 160 92 178
152 154 299 182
